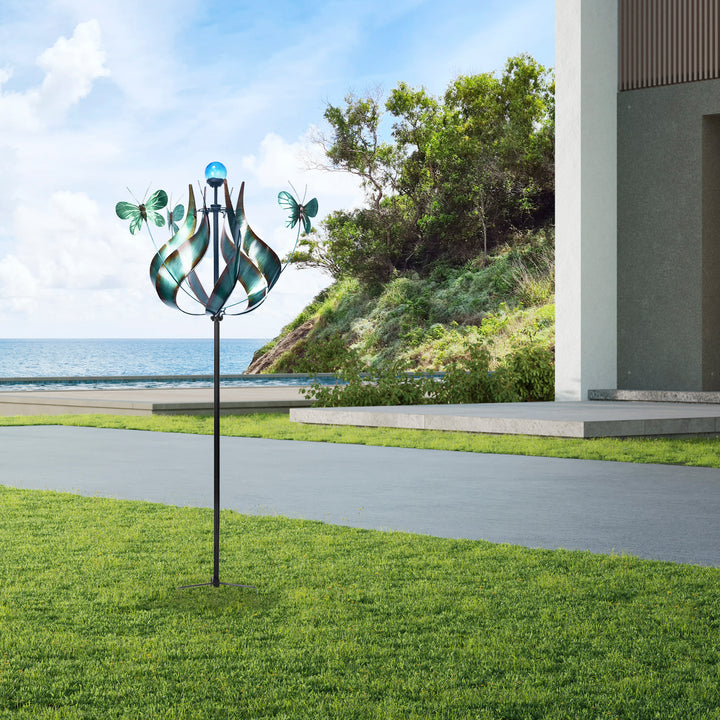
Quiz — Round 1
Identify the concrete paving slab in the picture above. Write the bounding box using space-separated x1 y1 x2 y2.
290 400 720 438
0 386 312 416
2 425 720 567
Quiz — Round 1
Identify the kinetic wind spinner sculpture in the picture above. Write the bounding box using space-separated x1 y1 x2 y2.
116 162 317 588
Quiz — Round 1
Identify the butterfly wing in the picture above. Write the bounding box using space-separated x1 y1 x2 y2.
304 197 318 219
147 210 166 228
167 204 185 234
115 201 139 220
278 190 300 229
145 189 168 213
301 197 318 233
129 213 144 235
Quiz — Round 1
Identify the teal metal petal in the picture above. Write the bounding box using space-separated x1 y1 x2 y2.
219 181 282 315
220 225 235 266
150 185 197 282
150 186 211 311
147 179 293 317
187 268 210 308
155 212 210 310
234 184 282 290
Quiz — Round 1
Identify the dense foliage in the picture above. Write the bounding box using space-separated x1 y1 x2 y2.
293 55 554 284
301 342 554 407
252 55 556 395
257 230 555 375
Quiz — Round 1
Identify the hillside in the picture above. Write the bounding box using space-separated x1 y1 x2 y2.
247 56 555 398
247 228 554 377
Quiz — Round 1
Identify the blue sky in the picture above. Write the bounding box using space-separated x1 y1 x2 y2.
0 0 554 338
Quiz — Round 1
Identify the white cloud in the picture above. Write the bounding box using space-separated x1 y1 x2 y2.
0 66 43 134
49 0 197 112
0 20 109 134
13 191 139 290
241 128 364 209
0 254 40 314
0 0 555 338
35 19 109 119
0 190 151 329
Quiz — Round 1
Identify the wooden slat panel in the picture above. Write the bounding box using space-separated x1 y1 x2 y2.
620 0 720 90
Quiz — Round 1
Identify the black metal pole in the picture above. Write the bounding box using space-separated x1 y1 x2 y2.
212 313 221 587
211 182 221 588
179 165 255 591
180 170 255 591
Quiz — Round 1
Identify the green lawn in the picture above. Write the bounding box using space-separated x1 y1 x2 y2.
2 413 720 717
1 486 719 719
2 411 720 467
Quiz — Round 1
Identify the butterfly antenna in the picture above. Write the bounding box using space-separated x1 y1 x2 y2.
127 186 142 205
142 182 152 203
288 180 300 200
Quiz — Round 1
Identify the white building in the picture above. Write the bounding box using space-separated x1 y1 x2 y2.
555 0 720 399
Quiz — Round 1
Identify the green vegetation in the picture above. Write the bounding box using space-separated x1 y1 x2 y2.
3 413 720 468
300 55 553 280
257 230 555 380
251 56 556 384
301 342 553 407
1 485 719 719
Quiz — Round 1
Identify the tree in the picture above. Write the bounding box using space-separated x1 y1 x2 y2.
294 55 554 282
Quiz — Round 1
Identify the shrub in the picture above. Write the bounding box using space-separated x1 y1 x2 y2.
302 340 556 407
303 344 521 407
503 343 555 401
302 359 429 407
431 345 518 404
272 334 356 373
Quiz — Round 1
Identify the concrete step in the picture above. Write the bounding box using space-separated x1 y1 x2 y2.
590 389 720 404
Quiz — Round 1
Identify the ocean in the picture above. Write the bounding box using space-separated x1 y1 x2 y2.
0 338 271 389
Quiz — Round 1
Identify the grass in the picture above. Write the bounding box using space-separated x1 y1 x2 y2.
1 485 719 719
2 412 720 467
257 232 556 373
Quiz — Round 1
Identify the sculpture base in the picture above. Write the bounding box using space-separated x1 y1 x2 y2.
179 580 256 590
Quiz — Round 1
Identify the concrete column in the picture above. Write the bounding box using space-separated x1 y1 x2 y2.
555 0 617 401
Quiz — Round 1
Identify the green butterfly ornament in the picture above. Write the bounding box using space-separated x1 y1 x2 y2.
278 189 318 234
115 189 168 235
166 202 185 236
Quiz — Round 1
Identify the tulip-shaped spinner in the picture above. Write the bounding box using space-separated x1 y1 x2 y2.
116 162 318 588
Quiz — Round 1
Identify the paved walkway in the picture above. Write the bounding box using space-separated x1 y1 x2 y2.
2 425 720 567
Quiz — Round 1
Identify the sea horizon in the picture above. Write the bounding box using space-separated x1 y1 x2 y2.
0 338 271 381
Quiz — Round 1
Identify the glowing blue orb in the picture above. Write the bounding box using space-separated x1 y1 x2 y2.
204 161 227 181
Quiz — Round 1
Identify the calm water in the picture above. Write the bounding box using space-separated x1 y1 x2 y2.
0 338 282 390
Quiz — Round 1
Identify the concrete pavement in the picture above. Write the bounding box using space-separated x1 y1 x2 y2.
290 400 720 438
2 425 719 567
0 386 311 416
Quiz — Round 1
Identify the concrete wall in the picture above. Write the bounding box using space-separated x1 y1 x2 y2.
555 0 618 400
617 79 720 390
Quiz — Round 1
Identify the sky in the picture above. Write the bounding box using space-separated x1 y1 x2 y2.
0 0 554 339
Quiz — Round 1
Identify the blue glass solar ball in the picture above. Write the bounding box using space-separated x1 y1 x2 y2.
204 161 227 181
